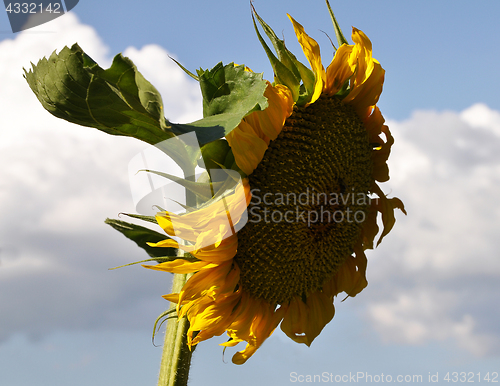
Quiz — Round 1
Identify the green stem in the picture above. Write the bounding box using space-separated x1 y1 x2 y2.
157 272 194 386
157 168 197 386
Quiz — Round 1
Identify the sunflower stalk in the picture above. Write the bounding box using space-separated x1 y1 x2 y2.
158 271 194 386
157 172 197 386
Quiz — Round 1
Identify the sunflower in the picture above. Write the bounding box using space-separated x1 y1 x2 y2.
144 4 405 365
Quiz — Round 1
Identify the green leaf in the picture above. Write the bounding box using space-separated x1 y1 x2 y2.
24 44 206 175
198 62 268 118
24 44 270 174
170 115 243 143
199 139 231 171
171 62 268 141
119 213 158 224
24 43 175 146
105 218 176 258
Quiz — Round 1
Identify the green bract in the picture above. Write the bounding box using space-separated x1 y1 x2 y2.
105 218 177 260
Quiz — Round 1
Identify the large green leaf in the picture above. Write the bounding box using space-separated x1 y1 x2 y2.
24 45 269 173
25 44 203 173
105 218 176 258
24 43 175 146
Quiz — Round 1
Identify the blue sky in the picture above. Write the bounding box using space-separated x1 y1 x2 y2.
1 1 500 385
12 0 499 121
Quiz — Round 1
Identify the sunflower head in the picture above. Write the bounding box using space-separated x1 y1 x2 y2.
144 1 406 365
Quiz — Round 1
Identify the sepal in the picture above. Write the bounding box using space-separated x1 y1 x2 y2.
325 0 349 47
251 8 301 101
105 218 177 258
152 308 178 345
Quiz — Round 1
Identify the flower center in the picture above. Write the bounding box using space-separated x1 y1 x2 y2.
233 96 373 305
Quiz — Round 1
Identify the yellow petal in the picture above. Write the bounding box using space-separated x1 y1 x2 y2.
143 260 215 274
348 27 374 86
148 233 238 264
147 238 179 248
155 212 177 238
324 43 354 96
226 120 269 175
343 28 385 113
189 234 238 263
364 105 384 141
361 202 379 250
187 291 242 347
224 292 262 342
153 179 250 250
227 84 293 175
221 292 286 364
372 125 393 183
349 244 369 296
280 293 334 347
230 299 286 365
232 344 259 365
162 293 180 303
244 84 293 141
280 296 309 345
326 246 368 298
287 14 325 104
348 61 385 115
303 291 335 345
371 183 407 246
178 261 237 306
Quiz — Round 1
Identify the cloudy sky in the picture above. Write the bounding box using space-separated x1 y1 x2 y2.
1 1 500 385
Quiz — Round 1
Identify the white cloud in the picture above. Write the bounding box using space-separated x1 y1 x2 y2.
362 106 500 356
0 13 202 341
1 13 109 65
368 289 497 357
461 103 500 138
